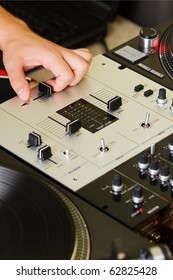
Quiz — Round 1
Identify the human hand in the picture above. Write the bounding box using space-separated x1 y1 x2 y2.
0 7 92 102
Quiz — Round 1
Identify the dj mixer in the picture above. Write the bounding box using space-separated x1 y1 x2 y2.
1 18 173 260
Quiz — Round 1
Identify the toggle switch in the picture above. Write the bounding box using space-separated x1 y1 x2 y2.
63 149 70 157
100 138 109 152
141 112 150 128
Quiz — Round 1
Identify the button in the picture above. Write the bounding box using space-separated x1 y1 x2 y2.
134 84 144 92
144 89 153 97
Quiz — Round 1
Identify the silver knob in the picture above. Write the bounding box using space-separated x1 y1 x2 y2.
139 27 159 53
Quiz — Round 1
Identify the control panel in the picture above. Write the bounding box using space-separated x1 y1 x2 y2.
1 55 173 191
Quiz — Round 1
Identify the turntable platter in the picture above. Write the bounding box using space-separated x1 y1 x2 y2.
159 24 173 79
0 166 90 260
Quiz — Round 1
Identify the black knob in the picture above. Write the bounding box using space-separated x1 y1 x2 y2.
112 174 123 194
157 88 167 104
170 99 173 112
159 165 170 184
138 152 149 169
132 185 144 204
148 158 159 176
168 134 173 151
37 145 52 161
169 175 173 188
160 165 169 176
169 134 173 145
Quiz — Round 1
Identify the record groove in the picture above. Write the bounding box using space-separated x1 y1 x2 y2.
0 166 90 259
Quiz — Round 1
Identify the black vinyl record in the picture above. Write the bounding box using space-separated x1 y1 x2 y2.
0 166 90 260
159 24 173 80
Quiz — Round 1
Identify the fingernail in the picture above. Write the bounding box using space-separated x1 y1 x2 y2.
18 88 29 101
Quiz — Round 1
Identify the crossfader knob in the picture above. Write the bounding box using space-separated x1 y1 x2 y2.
37 145 52 161
28 131 42 147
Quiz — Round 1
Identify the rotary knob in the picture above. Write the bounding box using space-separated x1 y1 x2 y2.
170 99 173 112
169 175 173 188
156 88 167 105
139 27 159 53
168 134 173 157
138 152 149 171
159 165 170 185
132 185 144 205
112 174 123 195
138 152 149 178
148 158 159 177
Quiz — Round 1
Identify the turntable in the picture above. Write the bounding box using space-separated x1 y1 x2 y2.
1 147 153 260
0 165 89 260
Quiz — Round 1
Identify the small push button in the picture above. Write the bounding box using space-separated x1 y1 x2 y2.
134 84 144 92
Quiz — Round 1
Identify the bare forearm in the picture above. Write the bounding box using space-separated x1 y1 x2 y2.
0 6 29 50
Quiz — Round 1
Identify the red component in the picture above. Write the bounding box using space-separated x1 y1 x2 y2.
0 69 8 76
